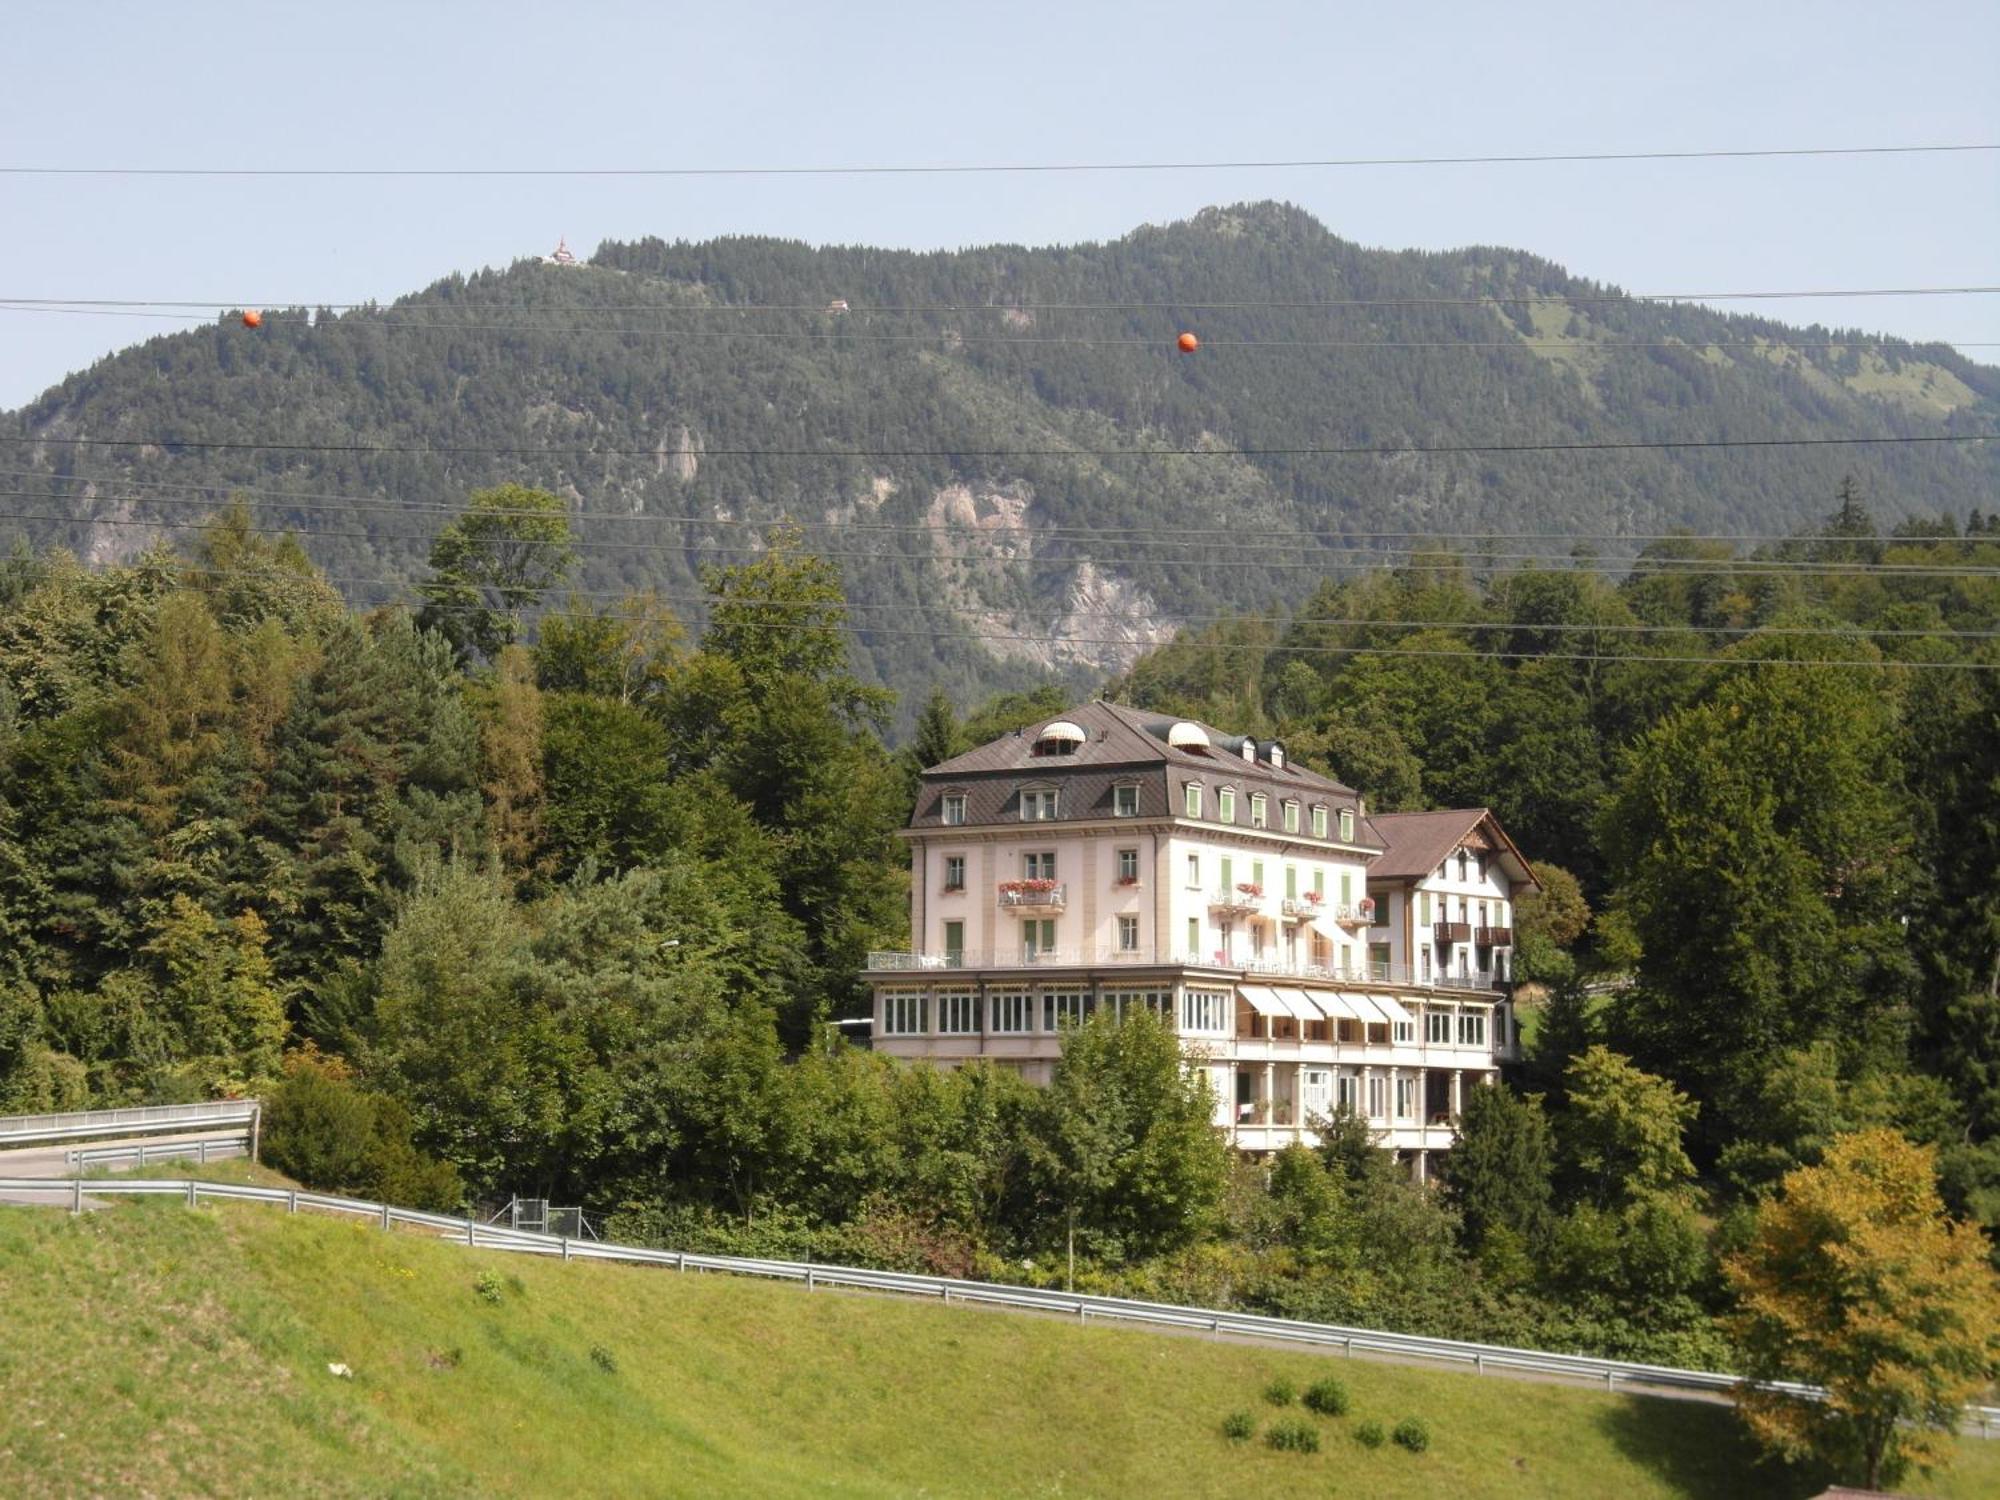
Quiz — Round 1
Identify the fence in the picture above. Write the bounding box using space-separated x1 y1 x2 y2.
66 1136 250 1172
3 1174 1994 1438
0 1100 261 1150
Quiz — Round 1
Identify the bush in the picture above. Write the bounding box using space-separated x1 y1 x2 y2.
1354 1420 1385 1449
1262 1376 1296 1407
1302 1376 1349 1416
1392 1417 1430 1453
589 1343 617 1374
1265 1419 1320 1453
261 1050 463 1212
473 1270 503 1306
1221 1410 1254 1442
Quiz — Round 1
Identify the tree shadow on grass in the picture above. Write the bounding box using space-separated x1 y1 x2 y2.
1593 1393 1825 1500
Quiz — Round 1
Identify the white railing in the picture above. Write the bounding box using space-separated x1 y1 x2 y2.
997 884 1066 909
868 950 1506 992
0 1100 261 1148
4 1174 1994 1439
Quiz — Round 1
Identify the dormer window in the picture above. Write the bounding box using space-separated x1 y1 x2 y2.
1218 787 1236 823
1282 800 1300 834
1185 782 1203 818
1250 793 1267 829
1269 743 1285 770
1113 783 1139 817
1312 805 1329 839
1031 720 1087 757
942 793 967 826
1239 738 1256 764
1021 789 1059 821
1339 808 1355 843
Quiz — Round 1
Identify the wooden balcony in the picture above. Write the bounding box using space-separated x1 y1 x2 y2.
1434 921 1472 945
1474 925 1513 947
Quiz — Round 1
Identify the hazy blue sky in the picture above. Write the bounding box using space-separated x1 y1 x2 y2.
2 0 1994 408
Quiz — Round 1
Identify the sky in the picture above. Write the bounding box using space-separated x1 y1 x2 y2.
1 0 1995 409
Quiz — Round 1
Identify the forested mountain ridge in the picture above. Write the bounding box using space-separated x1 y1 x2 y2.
7 201 1996 717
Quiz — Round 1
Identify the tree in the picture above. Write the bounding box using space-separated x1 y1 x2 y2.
902 686 964 805
1441 1084 1554 1253
471 645 545 882
1516 861 1590 949
1725 1130 2000 1490
417 485 574 662
1557 1046 1696 1209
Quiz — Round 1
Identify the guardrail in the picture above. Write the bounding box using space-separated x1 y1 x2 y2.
0 1100 260 1149
66 1135 250 1171
4 1174 1994 1438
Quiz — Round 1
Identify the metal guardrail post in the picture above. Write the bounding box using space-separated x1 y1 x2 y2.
380 1202 390 1231
71 1178 82 1215
288 1190 298 1214
185 1181 197 1208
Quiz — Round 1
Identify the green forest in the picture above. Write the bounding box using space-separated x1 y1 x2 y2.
3 469 1998 1490
6 202 1998 723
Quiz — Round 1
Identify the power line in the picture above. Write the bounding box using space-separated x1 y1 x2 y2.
6 285 1999 313
8 433 1994 462
4 142 1994 178
12 498 2000 579
4 464 1996 550
2 302 1985 350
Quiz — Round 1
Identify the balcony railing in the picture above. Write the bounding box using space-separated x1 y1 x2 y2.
1434 921 1472 945
1279 896 1321 920
1474 925 1513 947
998 882 1066 911
866 948 1507 992
1210 887 1266 915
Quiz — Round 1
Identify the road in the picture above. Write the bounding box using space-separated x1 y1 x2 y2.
0 1130 248 1207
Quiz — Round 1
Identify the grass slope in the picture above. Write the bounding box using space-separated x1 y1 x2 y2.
2 1196 1995 1498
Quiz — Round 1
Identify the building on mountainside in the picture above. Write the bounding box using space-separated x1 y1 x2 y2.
545 236 579 267
865 701 1537 1175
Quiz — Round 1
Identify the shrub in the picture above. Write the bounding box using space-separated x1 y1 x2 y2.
473 1270 503 1306
1354 1420 1385 1449
1392 1417 1430 1453
262 1050 463 1211
1221 1410 1254 1442
1302 1376 1349 1416
589 1343 618 1374
1262 1375 1296 1407
1265 1419 1320 1453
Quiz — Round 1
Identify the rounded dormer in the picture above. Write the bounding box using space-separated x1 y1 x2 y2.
1031 719 1087 757
1166 721 1211 751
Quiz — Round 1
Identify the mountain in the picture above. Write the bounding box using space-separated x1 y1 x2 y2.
6 201 1996 719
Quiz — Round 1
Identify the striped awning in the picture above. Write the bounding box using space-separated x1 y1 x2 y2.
1272 987 1326 1022
1369 992 1415 1027
1238 984 1287 1018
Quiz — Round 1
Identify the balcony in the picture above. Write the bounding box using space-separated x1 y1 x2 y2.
1280 896 1322 921
998 881 1066 913
864 949 1508 991
1211 885 1266 916
1434 921 1472 945
1474 925 1513 948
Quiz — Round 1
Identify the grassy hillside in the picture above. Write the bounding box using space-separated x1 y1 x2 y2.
3 1195 1996 1498
6 202 1996 719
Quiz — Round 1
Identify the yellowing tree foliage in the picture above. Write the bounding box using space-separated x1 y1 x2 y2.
1724 1129 2000 1490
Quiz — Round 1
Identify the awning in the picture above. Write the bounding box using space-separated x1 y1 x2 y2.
1340 992 1394 1026
1369 992 1415 1027
1274 987 1327 1022
1303 990 1362 1022
1238 984 1287 1018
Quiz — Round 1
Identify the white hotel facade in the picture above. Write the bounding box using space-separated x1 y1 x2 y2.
866 701 1537 1173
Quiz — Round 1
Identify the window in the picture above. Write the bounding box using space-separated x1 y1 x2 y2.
1251 860 1265 890
1250 793 1267 829
1113 783 1139 817
937 990 980 1035
1219 856 1233 889
1457 850 1469 882
1477 852 1489 882
1187 917 1200 956
942 793 966 826
1283 800 1299 833
1024 851 1056 880
1368 1074 1387 1120
1396 1075 1416 1120
1118 914 1140 951
1421 947 1433 981
1218 788 1236 823
1116 847 1139 883
1021 789 1058 821
1184 782 1202 818
1427 1010 1453 1045
943 855 965 891
1022 918 1056 958
1186 853 1201 888
1043 989 1090 1029
1270 744 1285 770
943 920 964 965
1312 805 1329 839
990 990 1033 1033
881 990 927 1035
1107 989 1173 1022
1314 867 1326 898
1393 1019 1415 1044
1339 808 1354 843
1420 891 1433 924
1458 1011 1488 1048
1340 871 1353 907
1180 988 1229 1033
1336 1073 1359 1113
1285 865 1298 899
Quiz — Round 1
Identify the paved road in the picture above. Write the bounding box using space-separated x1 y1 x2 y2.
0 1130 248 1207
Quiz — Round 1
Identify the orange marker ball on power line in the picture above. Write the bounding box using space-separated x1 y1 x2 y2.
241 309 263 329
1176 331 1198 353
